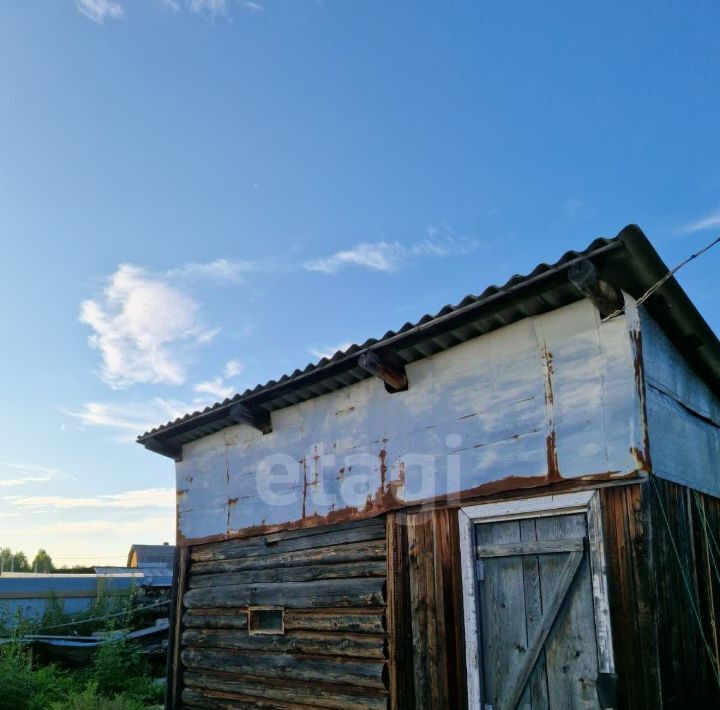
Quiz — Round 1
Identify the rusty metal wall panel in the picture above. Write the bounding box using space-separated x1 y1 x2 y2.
176 299 646 543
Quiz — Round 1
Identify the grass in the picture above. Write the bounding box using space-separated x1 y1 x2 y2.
0 588 165 709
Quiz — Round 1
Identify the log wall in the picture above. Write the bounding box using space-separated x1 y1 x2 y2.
175 517 390 709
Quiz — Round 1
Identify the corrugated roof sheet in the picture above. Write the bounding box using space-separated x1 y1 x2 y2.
137 225 720 459
127 544 175 568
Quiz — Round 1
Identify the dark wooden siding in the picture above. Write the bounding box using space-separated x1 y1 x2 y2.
387 509 467 710
174 517 389 709
601 478 720 709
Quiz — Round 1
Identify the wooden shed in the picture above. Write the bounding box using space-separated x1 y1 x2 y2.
140 225 720 709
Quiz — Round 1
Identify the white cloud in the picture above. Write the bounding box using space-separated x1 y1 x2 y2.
167 258 273 284
194 378 234 401
304 226 479 275
9 487 175 510
80 264 218 388
0 462 59 488
680 210 720 234
188 0 227 16
27 515 174 537
0 477 53 488
304 242 404 274
191 358 245 403
64 398 195 436
76 0 124 23
309 342 354 361
244 1 263 11
223 359 244 378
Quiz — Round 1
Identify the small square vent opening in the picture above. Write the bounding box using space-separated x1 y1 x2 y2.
248 606 285 636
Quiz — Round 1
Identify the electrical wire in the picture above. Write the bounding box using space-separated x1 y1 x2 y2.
602 234 720 322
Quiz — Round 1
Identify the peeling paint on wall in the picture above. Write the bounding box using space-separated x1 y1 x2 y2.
175 299 646 543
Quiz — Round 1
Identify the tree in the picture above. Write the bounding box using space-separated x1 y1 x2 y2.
0 548 31 572
13 551 31 572
32 549 54 573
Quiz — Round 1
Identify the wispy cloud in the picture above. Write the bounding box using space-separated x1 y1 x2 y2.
80 264 219 389
308 342 354 361
167 258 275 284
64 398 194 436
680 210 720 234
304 242 404 274
193 358 245 402
8 487 175 510
193 378 234 400
304 225 480 275
163 0 228 17
0 462 59 488
223 359 244 378
25 515 174 537
75 0 124 23
0 476 53 488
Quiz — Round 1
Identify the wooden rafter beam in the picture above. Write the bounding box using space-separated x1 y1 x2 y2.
229 403 273 434
568 259 624 319
358 351 408 392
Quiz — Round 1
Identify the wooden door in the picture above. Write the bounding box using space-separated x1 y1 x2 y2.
474 512 601 710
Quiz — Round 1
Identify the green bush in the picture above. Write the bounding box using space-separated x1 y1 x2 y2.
0 641 79 710
48 682 148 710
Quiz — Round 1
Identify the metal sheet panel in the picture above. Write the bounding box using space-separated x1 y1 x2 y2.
176 299 646 543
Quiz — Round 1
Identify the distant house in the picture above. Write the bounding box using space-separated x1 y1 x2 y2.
0 572 137 627
127 543 175 569
140 226 720 709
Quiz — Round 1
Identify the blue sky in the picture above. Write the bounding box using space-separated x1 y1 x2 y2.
1 0 719 566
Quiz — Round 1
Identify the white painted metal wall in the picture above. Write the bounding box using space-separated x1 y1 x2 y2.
176 298 647 542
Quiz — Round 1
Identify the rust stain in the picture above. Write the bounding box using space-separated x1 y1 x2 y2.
543 347 555 406
379 449 387 490
228 497 239 507
630 446 651 473
178 468 640 548
301 456 308 519
545 431 562 482
541 345 561 481
629 326 653 473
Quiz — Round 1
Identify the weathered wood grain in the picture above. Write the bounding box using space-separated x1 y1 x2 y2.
386 512 415 709
191 540 387 576
191 521 386 563
183 611 248 630
184 670 389 710
188 560 386 588
183 577 386 610
284 609 385 634
181 647 387 688
181 628 387 660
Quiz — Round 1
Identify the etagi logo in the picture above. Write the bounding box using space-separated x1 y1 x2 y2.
254 434 466 513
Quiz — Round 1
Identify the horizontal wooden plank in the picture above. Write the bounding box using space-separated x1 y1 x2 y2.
184 577 386 610
191 540 387 576
182 628 386 660
183 608 385 634
475 538 584 558
188 560 386 588
184 670 388 710
182 647 387 688
183 612 248 630
285 610 386 634
192 521 386 563
183 686 301 710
